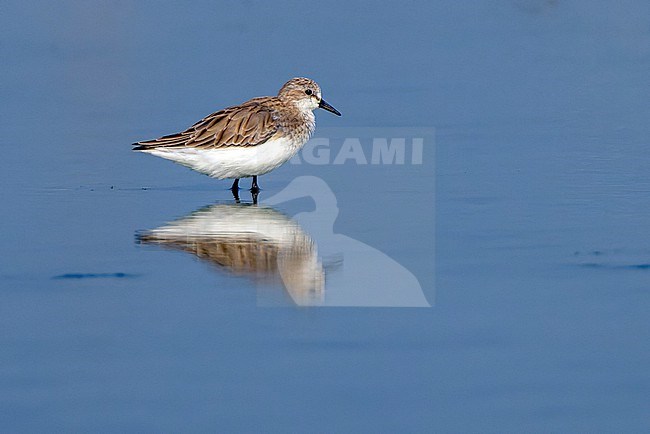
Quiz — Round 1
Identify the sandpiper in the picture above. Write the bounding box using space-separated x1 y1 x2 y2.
133 77 341 192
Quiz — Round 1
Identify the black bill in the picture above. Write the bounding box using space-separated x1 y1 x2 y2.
318 98 341 116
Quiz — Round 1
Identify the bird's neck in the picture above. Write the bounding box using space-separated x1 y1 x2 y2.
280 105 315 144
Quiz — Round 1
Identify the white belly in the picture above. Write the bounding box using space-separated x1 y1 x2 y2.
142 137 302 179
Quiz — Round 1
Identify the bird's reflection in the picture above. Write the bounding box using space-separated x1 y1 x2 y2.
137 201 324 305
138 176 430 307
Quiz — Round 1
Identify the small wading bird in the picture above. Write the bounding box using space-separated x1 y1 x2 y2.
133 77 341 198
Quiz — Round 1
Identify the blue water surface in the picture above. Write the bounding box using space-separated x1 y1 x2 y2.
1 1 649 431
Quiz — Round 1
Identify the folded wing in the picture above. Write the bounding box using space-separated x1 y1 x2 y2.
133 99 279 150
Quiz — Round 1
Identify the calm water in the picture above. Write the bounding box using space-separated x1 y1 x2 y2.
2 1 649 431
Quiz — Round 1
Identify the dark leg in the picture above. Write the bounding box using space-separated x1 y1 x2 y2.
231 178 240 191
231 188 240 203
250 175 260 192
251 190 259 205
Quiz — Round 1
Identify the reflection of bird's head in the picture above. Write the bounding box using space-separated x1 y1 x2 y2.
264 176 339 226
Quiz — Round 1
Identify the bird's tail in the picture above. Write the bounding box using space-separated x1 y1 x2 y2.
132 132 191 151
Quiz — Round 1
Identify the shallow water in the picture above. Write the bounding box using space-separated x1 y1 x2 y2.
2 1 649 431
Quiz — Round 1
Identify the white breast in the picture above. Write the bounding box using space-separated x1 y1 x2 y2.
146 136 303 179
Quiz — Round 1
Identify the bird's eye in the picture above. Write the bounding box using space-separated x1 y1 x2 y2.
305 89 313 96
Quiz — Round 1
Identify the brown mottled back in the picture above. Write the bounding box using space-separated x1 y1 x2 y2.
133 78 321 151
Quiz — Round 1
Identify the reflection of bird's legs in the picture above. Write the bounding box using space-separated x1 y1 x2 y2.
251 189 259 205
231 179 241 202
251 175 260 193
